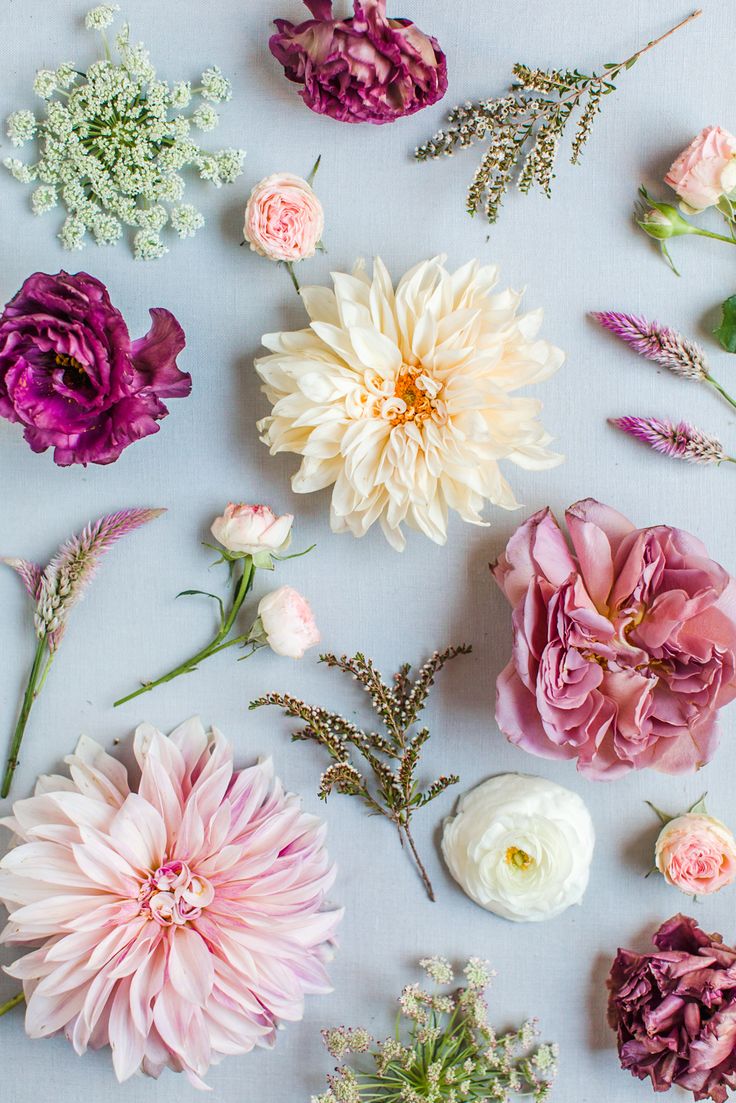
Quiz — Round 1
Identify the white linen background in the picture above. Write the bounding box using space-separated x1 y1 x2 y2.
0 1 734 1100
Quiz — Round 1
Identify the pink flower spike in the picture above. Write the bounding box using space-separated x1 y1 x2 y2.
591 311 708 380
0 719 342 1087
610 415 732 466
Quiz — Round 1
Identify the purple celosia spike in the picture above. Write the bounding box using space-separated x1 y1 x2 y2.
592 311 708 381
610 416 731 466
3 558 43 599
36 508 165 650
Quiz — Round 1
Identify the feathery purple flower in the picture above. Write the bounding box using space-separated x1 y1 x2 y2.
610 416 732 466
591 311 708 380
2 506 164 797
35 508 165 649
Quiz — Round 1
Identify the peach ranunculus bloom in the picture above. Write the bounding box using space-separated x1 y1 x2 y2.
665 125 736 212
211 502 293 556
655 811 736 896
243 173 324 262
257 585 320 658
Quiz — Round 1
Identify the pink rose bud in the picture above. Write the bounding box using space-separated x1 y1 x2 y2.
243 173 324 263
258 585 320 659
211 503 294 555
665 125 736 212
655 812 736 896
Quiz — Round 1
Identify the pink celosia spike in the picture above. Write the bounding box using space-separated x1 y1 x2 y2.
2 558 43 599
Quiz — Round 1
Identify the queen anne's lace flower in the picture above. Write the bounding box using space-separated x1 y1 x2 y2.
0 719 341 1087
256 257 564 550
5 9 245 259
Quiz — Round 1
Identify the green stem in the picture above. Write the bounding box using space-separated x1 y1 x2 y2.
285 262 301 295
2 638 49 799
706 373 736 413
0 992 24 1017
695 227 736 246
113 558 255 707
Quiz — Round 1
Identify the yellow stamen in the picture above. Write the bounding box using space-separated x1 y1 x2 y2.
505 846 534 871
389 368 437 427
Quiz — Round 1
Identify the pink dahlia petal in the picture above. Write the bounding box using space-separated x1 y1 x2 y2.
0 720 341 1086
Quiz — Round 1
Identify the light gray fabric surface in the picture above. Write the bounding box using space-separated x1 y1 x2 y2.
0 2 734 1101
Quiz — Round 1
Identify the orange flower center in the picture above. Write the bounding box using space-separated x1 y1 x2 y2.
389 368 437 426
505 846 534 871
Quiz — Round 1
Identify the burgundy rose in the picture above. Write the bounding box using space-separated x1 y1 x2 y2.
0 271 190 466
492 499 736 780
608 915 736 1102
269 0 447 125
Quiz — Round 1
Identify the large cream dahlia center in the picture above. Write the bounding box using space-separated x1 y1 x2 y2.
381 365 444 427
138 858 214 927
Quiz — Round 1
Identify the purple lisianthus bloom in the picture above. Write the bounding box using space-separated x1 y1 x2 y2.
608 915 736 1101
0 271 190 466
269 0 447 124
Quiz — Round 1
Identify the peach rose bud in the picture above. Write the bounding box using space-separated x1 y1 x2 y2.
243 173 324 262
211 503 293 556
655 811 736 896
257 586 320 659
665 126 736 212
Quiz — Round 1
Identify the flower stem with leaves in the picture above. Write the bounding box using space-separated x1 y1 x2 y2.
2 508 163 798
114 532 315 707
415 11 701 224
314 957 558 1103
251 646 471 901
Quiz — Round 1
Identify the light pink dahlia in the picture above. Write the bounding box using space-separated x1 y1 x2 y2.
0 718 342 1087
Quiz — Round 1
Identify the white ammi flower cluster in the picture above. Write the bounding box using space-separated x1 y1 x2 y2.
441 774 595 922
256 257 564 550
5 9 244 259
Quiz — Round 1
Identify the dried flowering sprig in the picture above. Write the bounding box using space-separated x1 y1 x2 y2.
251 647 471 901
609 416 735 466
313 957 558 1103
4 5 245 259
415 11 701 224
591 311 736 413
114 504 318 708
2 508 163 797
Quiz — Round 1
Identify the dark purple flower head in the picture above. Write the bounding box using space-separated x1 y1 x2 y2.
0 271 190 466
608 915 736 1102
269 0 447 125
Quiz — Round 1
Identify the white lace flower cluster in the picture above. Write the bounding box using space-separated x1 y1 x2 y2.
5 7 245 259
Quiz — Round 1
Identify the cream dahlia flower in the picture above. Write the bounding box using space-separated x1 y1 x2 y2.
256 257 564 550
0 719 341 1087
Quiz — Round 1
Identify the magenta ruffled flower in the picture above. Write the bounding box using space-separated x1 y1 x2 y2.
608 915 736 1101
0 719 342 1087
492 498 736 780
0 271 190 466
269 0 447 125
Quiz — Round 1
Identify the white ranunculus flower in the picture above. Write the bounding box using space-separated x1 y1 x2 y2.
257 586 320 659
255 256 564 551
441 774 594 922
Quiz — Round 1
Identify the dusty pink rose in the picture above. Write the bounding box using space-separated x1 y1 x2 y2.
211 503 294 556
656 812 736 896
492 499 736 780
258 586 320 658
665 126 736 212
244 173 324 263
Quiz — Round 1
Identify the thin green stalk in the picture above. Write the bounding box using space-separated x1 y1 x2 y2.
285 261 301 295
2 638 48 799
0 992 24 1016
705 373 736 413
695 227 736 246
113 558 255 707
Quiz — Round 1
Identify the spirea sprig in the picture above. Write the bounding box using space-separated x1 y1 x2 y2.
415 11 701 224
251 646 471 901
4 7 245 259
313 957 558 1103
610 416 734 466
1 507 163 797
592 310 736 413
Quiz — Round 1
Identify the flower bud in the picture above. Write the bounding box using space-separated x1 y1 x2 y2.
637 190 698 239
